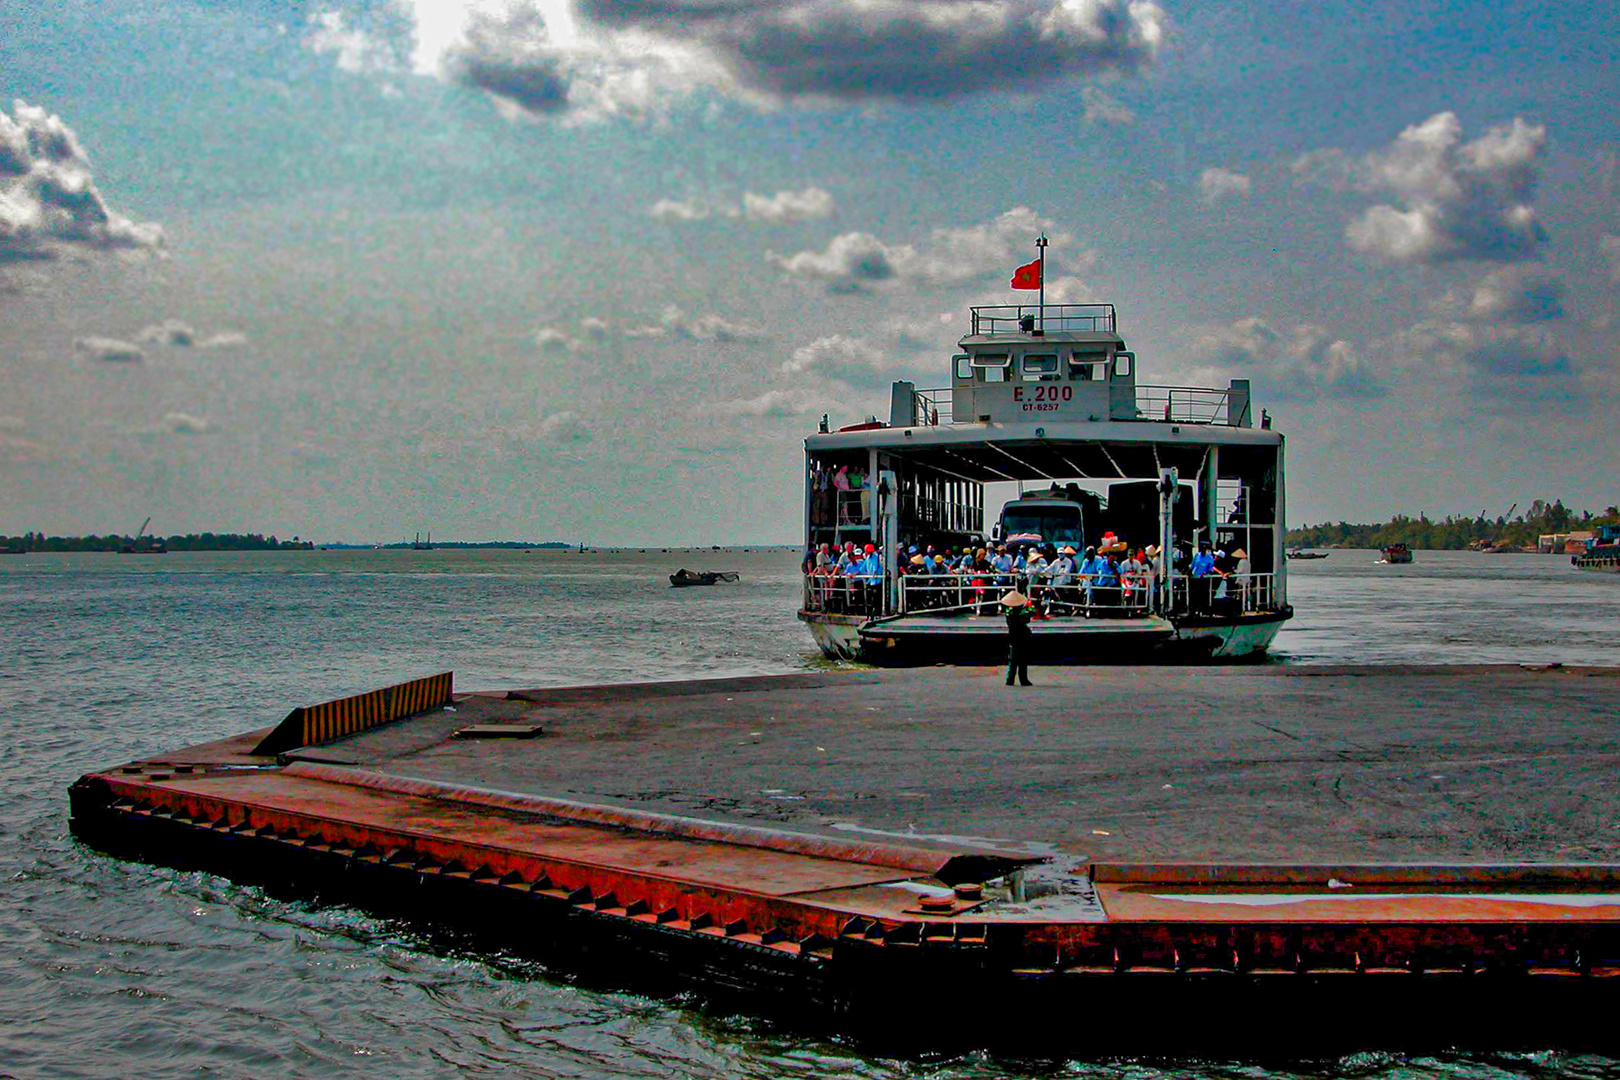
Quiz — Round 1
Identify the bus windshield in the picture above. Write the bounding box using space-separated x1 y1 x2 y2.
1001 507 1084 545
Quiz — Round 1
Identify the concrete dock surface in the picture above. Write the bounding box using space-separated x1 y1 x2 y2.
294 664 1620 864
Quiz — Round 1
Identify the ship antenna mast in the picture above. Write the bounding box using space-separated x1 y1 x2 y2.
1036 234 1047 333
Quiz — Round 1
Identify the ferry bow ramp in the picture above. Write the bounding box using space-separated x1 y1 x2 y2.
70 665 1620 1055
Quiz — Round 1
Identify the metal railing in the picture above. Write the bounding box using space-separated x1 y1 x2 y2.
802 571 885 615
900 571 1153 617
1133 385 1243 425
912 387 951 426
802 571 1280 619
835 489 870 525
1167 571 1278 614
970 304 1115 336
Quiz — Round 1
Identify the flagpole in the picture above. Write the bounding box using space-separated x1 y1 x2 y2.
1036 234 1047 333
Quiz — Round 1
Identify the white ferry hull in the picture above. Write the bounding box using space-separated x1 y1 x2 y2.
799 611 865 660
1170 614 1287 658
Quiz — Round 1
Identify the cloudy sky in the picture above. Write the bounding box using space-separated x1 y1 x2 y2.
2 0 1616 544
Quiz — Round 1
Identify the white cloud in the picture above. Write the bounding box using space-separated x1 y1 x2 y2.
139 320 198 346
534 317 612 352
76 336 145 363
1462 265 1566 323
707 388 826 418
1193 318 1385 401
626 304 766 342
163 412 213 435
780 334 900 383
0 100 164 265
1198 166 1250 202
650 186 833 223
649 197 711 222
742 186 835 223
535 409 592 443
353 0 1164 122
136 320 249 348
769 207 1065 293
768 231 905 292
1042 273 1100 303
400 0 730 124
886 311 959 350
534 325 582 352
1081 86 1134 126
305 9 403 74
1400 319 1572 387
1295 112 1548 264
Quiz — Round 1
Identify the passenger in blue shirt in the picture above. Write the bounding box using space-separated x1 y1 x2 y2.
1077 546 1100 606
1190 546 1216 576
1092 551 1119 606
1190 543 1217 611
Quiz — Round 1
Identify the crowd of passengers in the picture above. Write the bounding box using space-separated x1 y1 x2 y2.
802 538 1250 616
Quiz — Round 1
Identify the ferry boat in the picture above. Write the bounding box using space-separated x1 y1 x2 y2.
798 289 1292 663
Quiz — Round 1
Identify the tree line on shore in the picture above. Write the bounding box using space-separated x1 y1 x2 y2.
1285 500 1620 551
1 532 315 552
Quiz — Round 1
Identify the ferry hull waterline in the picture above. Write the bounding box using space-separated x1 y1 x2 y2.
799 258 1290 665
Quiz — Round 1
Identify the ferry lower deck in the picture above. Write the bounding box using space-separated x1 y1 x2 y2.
71 664 1620 1054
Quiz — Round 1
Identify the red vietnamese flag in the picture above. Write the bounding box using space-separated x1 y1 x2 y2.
1010 258 1041 290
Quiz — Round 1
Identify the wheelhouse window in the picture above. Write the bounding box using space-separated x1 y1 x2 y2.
972 352 1010 383
1021 354 1059 381
954 355 972 380
1115 353 1132 378
1070 354 1108 381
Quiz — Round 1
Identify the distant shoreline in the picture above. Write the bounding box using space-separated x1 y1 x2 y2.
1288 501 1618 552
1 534 798 553
1 532 314 553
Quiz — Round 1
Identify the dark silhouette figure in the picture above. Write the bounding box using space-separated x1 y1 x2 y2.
1004 595 1034 686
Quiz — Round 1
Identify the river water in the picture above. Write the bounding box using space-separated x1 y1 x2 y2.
2 548 1617 1078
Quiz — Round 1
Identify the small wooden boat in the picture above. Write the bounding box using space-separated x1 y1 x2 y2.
669 569 740 587
1379 543 1413 564
1286 550 1329 560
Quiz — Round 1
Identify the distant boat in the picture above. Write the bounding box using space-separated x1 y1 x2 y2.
1379 543 1413 564
1572 525 1620 574
669 569 740 588
1286 550 1329 560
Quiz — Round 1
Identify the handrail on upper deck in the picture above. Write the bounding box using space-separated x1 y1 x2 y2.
912 387 951 426
970 304 1115 336
1133 384 1245 426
